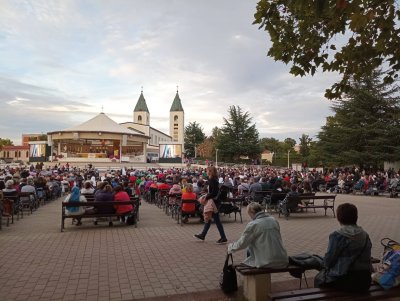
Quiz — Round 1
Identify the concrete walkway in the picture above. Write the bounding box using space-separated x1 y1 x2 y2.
0 194 399 301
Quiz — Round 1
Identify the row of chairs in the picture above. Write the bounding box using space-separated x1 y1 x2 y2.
0 188 56 230
142 187 244 226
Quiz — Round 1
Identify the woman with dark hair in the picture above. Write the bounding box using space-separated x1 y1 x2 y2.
194 166 228 244
94 183 115 226
314 203 372 292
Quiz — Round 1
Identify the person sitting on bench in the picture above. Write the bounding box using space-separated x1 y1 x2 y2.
227 202 288 268
64 186 87 226
314 203 373 292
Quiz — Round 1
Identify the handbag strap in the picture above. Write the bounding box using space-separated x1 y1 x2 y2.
224 253 234 268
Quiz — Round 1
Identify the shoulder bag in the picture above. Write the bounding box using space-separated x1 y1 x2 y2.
219 253 238 294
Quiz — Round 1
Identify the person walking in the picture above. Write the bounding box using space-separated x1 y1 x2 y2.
194 166 228 244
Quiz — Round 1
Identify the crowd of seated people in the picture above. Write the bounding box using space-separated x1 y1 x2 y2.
1 163 400 219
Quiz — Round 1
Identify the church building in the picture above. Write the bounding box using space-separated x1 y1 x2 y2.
121 89 185 161
47 89 185 163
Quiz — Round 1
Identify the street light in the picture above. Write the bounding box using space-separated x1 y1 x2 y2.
216 149 219 167
287 150 291 169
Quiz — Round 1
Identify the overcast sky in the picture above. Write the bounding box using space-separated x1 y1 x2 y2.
0 0 338 145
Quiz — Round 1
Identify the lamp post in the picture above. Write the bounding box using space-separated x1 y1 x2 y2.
216 149 219 167
287 150 291 169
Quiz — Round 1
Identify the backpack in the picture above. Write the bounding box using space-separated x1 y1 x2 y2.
372 238 400 290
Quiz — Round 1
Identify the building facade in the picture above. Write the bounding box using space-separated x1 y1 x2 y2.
121 89 185 161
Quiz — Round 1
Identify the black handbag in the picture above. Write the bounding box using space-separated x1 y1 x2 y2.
219 253 238 294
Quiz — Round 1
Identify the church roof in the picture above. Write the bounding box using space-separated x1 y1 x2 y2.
170 92 184 112
134 92 149 112
49 113 144 136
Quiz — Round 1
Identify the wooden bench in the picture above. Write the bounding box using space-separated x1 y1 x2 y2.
280 195 336 218
81 193 95 202
266 192 287 212
61 199 139 232
219 197 244 223
269 283 400 300
253 190 273 203
238 257 381 301
236 264 309 301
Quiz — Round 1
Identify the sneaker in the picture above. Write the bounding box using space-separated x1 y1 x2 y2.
216 238 228 244
194 234 205 241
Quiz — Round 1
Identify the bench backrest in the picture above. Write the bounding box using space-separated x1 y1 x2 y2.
62 201 135 207
81 193 95 202
270 193 287 204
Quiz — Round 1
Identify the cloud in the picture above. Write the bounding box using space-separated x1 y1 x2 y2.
0 0 338 145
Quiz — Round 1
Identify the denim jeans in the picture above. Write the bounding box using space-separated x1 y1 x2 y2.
201 212 227 240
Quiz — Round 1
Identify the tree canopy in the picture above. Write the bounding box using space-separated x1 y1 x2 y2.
184 121 206 158
216 106 261 161
299 133 312 162
316 69 400 169
254 0 400 98
0 138 13 150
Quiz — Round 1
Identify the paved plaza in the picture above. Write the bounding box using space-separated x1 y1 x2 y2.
0 194 399 301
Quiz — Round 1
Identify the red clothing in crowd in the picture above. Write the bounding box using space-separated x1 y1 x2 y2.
157 182 171 191
114 191 133 214
181 192 197 212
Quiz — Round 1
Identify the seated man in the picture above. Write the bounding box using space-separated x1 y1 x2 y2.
278 184 300 217
20 178 37 207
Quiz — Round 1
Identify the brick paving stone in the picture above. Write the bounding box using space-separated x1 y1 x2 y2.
0 194 399 300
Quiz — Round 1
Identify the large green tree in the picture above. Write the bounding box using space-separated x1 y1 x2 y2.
0 138 13 150
216 106 261 161
299 134 312 163
260 137 299 165
254 0 400 98
316 70 400 169
184 121 206 158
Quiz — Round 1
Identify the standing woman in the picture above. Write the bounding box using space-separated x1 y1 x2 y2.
194 166 228 244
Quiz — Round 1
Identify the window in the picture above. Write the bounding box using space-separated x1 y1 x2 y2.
15 151 17 157
138 115 142 122
174 115 178 122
